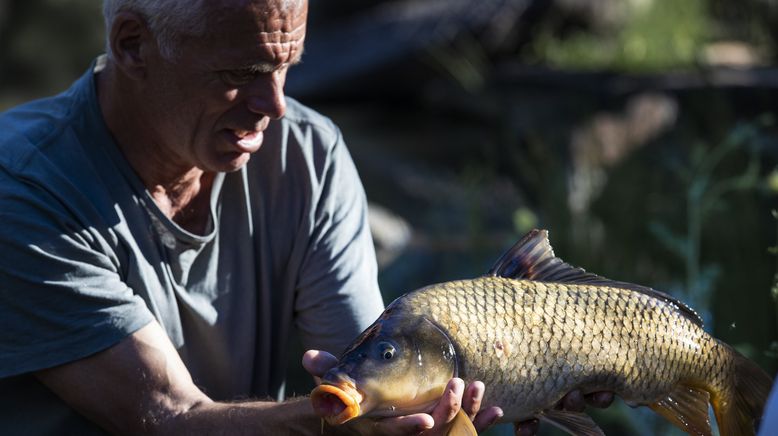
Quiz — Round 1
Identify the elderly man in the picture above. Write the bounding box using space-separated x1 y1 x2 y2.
0 0 610 434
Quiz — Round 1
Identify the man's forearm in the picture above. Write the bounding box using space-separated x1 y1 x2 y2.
157 396 327 436
35 322 346 436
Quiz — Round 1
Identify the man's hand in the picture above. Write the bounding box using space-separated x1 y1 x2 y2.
303 350 503 435
305 351 615 436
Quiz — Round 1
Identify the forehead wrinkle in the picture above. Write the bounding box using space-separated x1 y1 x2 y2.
190 0 306 70
230 40 304 71
205 0 307 32
256 22 306 43
240 52 303 73
258 37 304 63
246 0 307 31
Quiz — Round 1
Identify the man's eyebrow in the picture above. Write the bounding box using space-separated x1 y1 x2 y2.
235 46 305 74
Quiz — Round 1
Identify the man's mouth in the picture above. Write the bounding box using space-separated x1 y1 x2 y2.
227 129 264 153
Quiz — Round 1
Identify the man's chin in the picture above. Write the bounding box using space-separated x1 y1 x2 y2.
207 151 251 173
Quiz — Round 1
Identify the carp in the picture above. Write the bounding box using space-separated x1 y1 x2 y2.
311 229 772 435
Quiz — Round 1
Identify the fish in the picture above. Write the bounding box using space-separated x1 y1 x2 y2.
310 229 773 435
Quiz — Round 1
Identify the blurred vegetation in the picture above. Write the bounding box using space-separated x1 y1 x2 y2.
0 0 104 108
528 0 710 71
2 1 778 435
649 117 771 325
523 0 777 71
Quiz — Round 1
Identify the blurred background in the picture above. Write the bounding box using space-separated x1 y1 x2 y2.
2 0 778 434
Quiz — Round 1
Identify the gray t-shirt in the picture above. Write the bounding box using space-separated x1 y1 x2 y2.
0 60 384 434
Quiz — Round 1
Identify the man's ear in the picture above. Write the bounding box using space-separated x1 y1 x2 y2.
108 11 155 80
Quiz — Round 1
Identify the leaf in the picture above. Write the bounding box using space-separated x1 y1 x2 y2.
765 341 778 359
648 222 688 260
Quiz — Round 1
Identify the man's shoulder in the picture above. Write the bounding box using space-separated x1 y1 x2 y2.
0 72 115 216
251 97 354 188
0 87 86 173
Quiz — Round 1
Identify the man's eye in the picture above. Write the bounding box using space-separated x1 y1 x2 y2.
219 69 256 86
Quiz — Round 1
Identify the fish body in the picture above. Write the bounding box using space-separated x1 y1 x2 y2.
399 277 724 423
311 230 772 435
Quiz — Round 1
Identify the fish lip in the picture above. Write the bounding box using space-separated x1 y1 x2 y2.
310 378 365 425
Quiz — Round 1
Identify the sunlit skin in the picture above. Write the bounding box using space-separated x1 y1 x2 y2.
98 0 306 232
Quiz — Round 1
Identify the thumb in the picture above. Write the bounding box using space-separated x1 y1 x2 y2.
302 350 338 378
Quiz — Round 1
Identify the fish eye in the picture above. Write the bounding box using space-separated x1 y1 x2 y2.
377 342 396 360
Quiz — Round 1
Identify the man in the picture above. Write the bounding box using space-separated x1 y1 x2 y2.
0 0 609 434
0 0 501 433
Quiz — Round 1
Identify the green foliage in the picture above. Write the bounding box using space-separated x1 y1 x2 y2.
512 206 539 236
531 0 711 72
649 116 770 321
769 208 778 359
0 0 104 108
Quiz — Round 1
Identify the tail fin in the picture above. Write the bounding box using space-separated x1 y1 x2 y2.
712 345 773 436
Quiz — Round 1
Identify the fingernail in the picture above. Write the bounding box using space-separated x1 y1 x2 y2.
450 378 464 394
470 381 485 397
417 423 433 432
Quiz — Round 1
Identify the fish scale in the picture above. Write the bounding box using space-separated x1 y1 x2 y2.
311 229 771 435
402 277 718 421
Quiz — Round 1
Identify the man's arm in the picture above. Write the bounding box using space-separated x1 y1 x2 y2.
36 322 500 436
35 321 324 436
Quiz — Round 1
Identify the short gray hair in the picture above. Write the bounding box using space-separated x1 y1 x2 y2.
103 0 208 60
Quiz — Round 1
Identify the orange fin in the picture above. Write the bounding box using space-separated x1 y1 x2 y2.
648 385 712 436
445 409 478 436
712 348 772 436
538 409 605 436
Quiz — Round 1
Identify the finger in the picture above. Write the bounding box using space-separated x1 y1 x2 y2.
430 378 465 427
585 391 615 409
560 389 585 412
473 406 503 432
462 381 484 419
301 350 337 378
371 414 434 435
513 418 539 436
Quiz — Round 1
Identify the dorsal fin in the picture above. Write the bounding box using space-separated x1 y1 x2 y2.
487 229 703 327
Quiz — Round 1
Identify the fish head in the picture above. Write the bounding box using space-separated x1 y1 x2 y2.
311 308 457 425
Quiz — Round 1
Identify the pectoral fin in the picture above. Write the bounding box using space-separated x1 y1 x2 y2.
648 384 712 436
445 409 478 436
538 409 605 436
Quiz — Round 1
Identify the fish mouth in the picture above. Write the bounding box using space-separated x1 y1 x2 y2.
310 382 364 425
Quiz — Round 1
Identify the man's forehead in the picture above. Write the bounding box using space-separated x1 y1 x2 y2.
192 0 307 64
207 0 308 29
254 22 306 43
200 0 307 39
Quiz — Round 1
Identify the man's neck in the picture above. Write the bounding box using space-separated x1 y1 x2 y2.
149 172 216 235
97 64 215 234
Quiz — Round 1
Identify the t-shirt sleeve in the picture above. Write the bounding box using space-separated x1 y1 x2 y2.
293 126 385 355
0 178 154 378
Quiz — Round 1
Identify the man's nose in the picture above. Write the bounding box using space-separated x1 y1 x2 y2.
246 72 287 120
